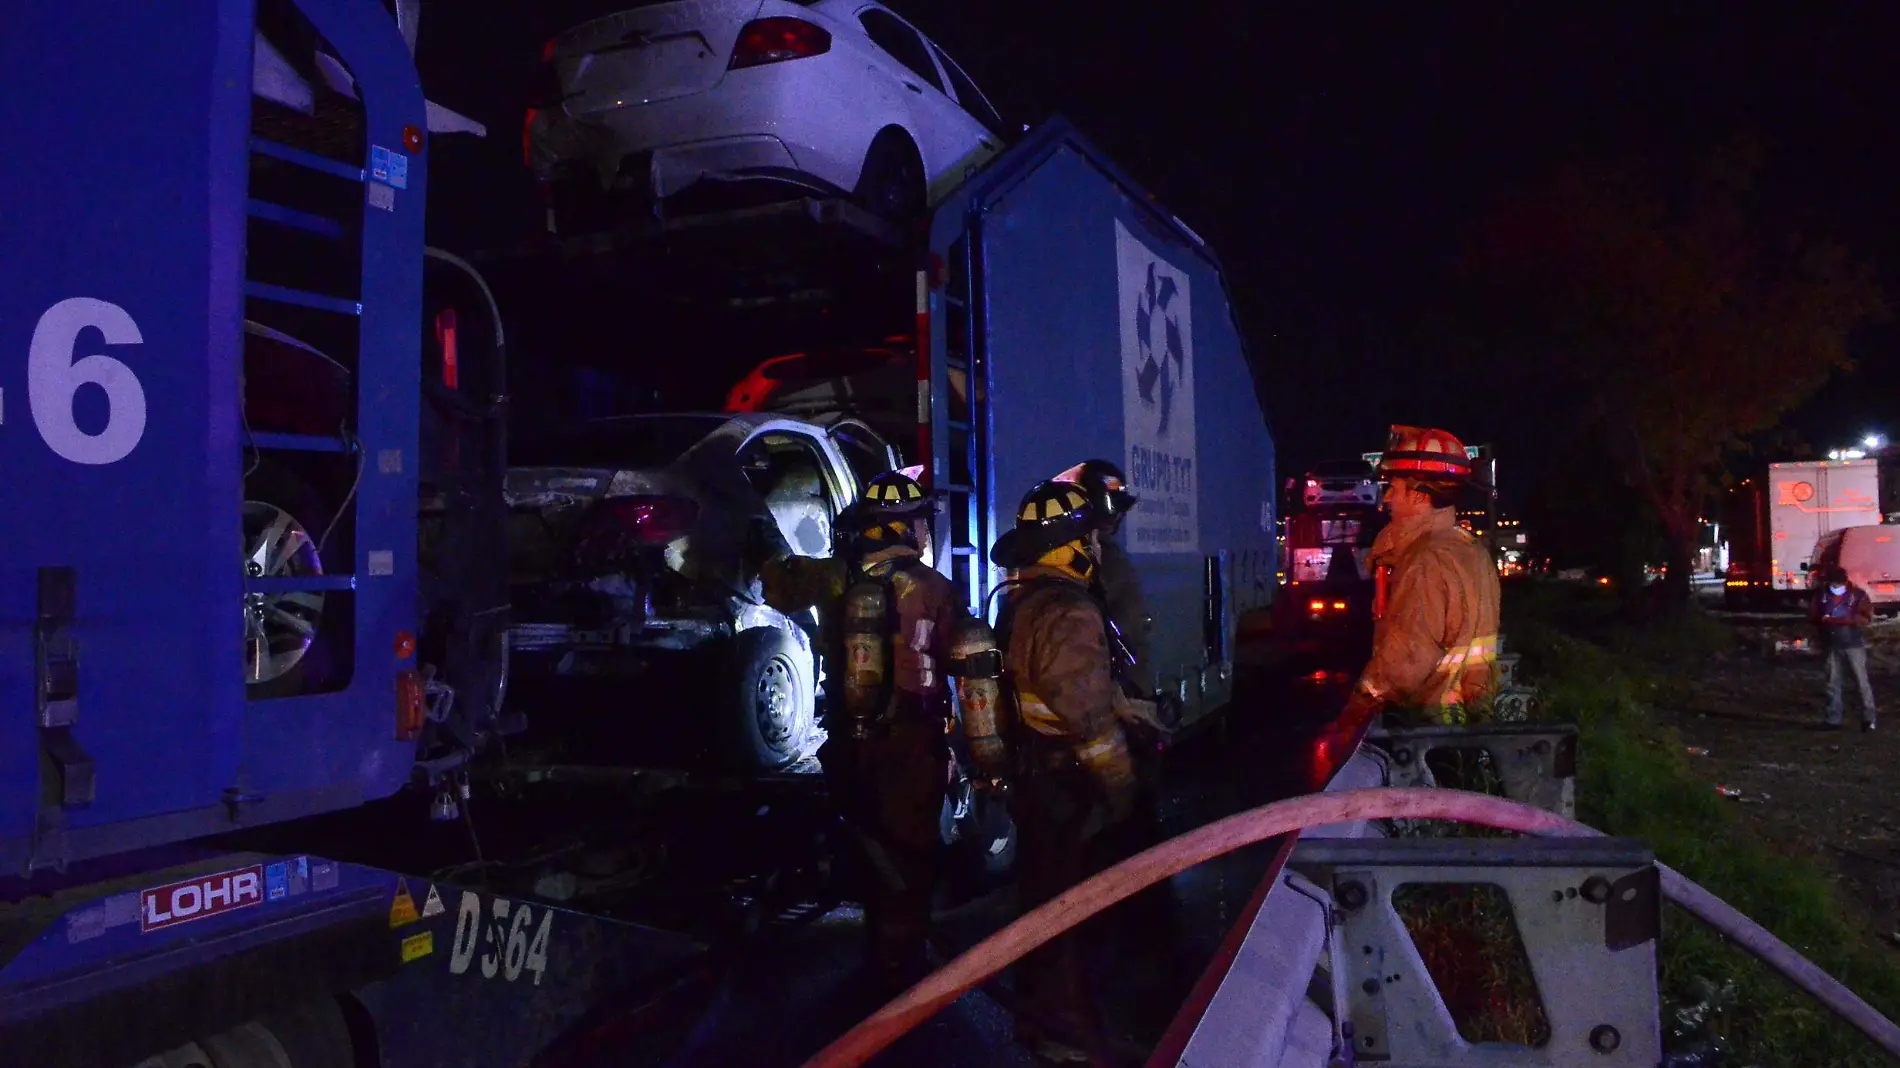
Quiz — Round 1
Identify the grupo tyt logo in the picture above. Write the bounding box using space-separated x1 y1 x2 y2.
1133 261 1187 437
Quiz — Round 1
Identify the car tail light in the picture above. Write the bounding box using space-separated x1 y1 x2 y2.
397 669 425 741
729 17 831 70
577 495 699 561
524 38 562 166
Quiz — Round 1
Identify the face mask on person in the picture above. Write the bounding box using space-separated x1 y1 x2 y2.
1831 584 1848 596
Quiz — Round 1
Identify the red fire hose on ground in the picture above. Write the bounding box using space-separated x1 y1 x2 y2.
800 787 1900 1067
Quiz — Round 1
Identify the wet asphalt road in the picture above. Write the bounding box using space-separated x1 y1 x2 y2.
651 668 1349 1068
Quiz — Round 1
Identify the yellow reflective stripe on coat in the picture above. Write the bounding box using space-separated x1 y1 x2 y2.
1075 733 1121 766
1016 690 1067 737
1425 632 1499 708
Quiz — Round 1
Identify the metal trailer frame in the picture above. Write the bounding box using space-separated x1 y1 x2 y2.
1 0 426 876
0 850 710 1068
1157 742 1664 1068
1 4 720 1065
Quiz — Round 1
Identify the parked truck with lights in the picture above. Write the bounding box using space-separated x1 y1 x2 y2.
1723 458 1882 609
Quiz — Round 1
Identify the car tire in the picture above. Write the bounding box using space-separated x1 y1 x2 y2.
242 460 338 699
854 131 926 223
720 626 817 771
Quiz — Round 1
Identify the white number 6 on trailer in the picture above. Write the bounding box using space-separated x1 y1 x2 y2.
27 296 147 465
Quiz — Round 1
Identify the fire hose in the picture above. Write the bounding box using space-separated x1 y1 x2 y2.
801 786 1900 1067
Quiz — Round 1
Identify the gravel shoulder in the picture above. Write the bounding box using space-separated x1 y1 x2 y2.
1652 614 1900 938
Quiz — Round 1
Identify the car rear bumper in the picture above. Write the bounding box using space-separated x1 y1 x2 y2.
510 615 732 677
532 63 883 195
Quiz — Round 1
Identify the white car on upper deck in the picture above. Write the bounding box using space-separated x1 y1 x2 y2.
524 0 1008 229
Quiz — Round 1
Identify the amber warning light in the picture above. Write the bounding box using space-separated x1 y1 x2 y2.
397 670 425 741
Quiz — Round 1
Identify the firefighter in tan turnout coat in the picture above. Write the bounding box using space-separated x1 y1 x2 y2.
1318 425 1501 775
989 479 1140 1065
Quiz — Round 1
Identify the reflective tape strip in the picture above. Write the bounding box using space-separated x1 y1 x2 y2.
1425 632 1501 710
1017 692 1066 736
1076 735 1121 765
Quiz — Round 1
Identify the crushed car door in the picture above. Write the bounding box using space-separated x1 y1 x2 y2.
737 429 844 561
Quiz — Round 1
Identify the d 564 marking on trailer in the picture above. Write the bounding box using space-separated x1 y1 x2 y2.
448 891 553 986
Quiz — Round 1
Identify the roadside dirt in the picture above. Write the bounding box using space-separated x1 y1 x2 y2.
1650 614 1900 940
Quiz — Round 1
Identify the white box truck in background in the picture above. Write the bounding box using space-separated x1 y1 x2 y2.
1767 459 1882 593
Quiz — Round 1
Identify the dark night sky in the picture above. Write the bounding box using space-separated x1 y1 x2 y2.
420 2 1900 511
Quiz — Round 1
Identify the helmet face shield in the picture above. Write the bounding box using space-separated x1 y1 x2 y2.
1056 459 1138 526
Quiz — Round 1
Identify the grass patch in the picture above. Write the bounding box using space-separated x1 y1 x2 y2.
1508 585 1900 1066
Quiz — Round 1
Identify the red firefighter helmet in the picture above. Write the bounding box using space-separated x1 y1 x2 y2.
1378 425 1473 482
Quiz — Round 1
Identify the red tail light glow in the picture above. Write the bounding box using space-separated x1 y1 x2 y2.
397 670 424 741
729 17 831 70
578 496 700 561
524 39 562 167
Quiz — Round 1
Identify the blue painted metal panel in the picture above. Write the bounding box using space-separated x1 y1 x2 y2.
1 852 708 1067
239 0 427 834
0 0 427 871
0 0 254 855
928 120 1276 716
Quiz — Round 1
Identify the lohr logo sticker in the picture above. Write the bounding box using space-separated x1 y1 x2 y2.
141 865 265 932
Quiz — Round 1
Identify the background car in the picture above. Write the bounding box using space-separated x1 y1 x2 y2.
1302 457 1381 508
524 0 1009 230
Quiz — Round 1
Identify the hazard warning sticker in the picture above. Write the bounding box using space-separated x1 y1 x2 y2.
389 879 420 928
422 884 445 918
401 931 434 963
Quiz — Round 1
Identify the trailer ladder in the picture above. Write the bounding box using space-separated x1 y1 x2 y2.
934 235 995 619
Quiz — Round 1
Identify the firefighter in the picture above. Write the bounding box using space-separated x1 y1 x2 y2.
759 470 966 990
1315 425 1502 781
990 479 1138 1065
1057 459 1157 702
1056 459 1177 954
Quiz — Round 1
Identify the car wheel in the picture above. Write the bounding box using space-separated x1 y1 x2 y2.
854 131 926 222
242 460 335 699
721 627 816 771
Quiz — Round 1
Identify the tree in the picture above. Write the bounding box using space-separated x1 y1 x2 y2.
1457 139 1888 602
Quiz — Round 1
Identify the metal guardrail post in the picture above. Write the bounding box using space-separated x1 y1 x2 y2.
1290 837 1663 1067
1368 723 1579 819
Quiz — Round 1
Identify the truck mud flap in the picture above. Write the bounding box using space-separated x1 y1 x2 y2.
0 855 708 1068
1369 723 1579 818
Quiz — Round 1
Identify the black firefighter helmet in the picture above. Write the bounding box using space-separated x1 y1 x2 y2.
840 470 937 552
991 479 1099 569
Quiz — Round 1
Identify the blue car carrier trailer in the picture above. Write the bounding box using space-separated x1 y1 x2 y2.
481 119 1279 741
0 2 715 1065
922 121 1278 733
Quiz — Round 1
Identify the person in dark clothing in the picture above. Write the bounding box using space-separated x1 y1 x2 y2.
1810 565 1877 731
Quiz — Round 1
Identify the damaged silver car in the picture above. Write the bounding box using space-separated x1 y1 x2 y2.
505 411 897 770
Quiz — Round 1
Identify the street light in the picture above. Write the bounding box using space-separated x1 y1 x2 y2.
1865 433 1887 450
